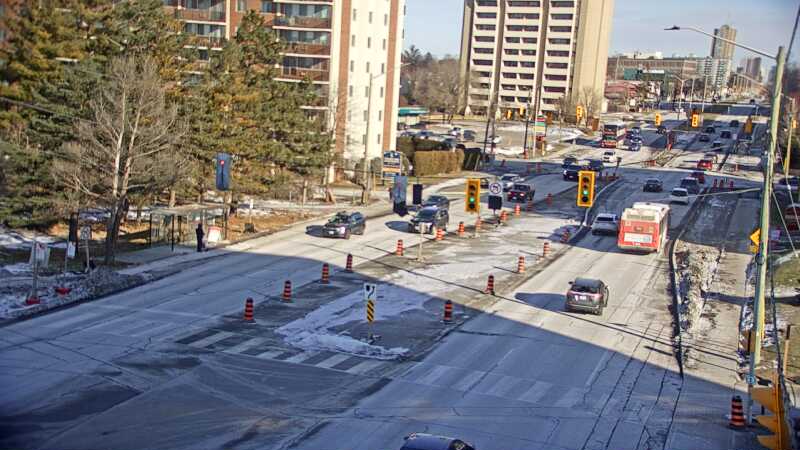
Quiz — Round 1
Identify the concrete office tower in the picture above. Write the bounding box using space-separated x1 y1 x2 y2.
459 0 615 118
710 24 737 60
164 0 405 162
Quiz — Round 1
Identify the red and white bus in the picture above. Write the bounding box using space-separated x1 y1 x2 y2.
618 202 670 253
601 122 626 148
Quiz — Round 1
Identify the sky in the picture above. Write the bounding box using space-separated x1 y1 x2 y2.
404 0 800 67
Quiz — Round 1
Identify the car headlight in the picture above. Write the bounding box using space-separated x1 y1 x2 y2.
338 227 346 233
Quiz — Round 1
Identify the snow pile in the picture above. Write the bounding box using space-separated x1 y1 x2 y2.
0 268 144 320
675 244 723 366
0 226 64 250
494 124 584 143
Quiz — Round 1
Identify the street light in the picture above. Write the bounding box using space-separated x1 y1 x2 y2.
667 24 788 426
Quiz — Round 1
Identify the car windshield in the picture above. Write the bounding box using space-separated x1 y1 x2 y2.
672 190 688 197
501 175 516 181
328 214 349 224
565 165 583 171
416 209 436 220
646 179 660 184
425 196 444 204
513 184 531 191
596 216 614 222
681 179 698 186
572 283 599 294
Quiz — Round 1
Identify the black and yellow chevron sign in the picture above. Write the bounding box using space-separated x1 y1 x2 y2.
366 300 375 323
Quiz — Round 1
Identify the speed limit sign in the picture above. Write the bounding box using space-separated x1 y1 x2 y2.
488 182 502 195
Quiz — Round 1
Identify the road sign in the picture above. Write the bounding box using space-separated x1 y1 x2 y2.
750 229 761 246
488 182 502 195
366 299 375 323
363 283 377 303
79 226 91 241
488 195 503 210
746 374 756 385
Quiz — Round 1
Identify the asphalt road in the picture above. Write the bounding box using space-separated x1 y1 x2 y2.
0 110 763 450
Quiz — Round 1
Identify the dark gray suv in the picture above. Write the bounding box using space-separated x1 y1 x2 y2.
409 207 449 233
565 278 609 315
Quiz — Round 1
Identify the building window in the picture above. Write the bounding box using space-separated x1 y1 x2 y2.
551 14 574 20
352 8 357 21
550 26 572 32
505 37 520 44
350 60 354 72
522 38 537 44
260 1 274 13
377 133 381 145
380 86 384 97
381 63 385 74
508 1 539 6
549 38 571 45
378 111 382 121
476 0 498 5
368 11 373 23
546 50 570 57
476 12 497 19
502 84 516 91
349 85 354 97
473 59 493 66
502 72 518 79
476 36 495 42
551 1 575 6
520 61 534 68
367 37 371 48
504 49 519 55
364 110 369 121
503 61 519 67
351 35 356 47
383 39 387 50
366 62 370 73
384 14 388 25
546 62 569 69
476 24 496 31
237 0 245 12
365 86 369 97
362 134 366 145
475 48 493 54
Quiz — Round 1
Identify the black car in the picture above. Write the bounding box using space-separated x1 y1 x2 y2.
507 183 534 202
409 207 449 233
423 195 450 210
322 211 365 238
587 160 604 172
657 125 667 134
699 134 710 142
704 126 715 134
562 156 578 168
400 433 475 450
720 130 732 139
562 164 585 181
643 178 663 192
730 119 740 128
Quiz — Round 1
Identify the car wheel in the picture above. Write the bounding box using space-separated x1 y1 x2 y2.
344 230 351 239
595 307 603 316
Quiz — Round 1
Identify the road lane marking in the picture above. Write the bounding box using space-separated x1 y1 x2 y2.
315 353 351 369
43 311 99 329
415 364 452 386
285 351 319 364
255 349 285 360
485 375 523 398
188 331 234 349
223 337 268 355
346 359 383 375
554 387 585 408
520 381 553 404
450 369 486 392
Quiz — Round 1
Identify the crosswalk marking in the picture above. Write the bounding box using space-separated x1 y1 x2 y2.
188 331 234 348
255 349 285 360
554 387 585 408
223 337 267 355
285 351 318 364
316 353 351 369
416 364 452 386
520 381 553 403
346 359 383 374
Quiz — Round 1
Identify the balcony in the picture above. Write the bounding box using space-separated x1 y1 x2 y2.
187 35 225 48
284 42 331 56
279 66 330 82
274 0 332 3
170 7 226 23
274 15 332 29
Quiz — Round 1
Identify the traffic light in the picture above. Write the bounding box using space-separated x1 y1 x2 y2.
412 183 423 205
465 179 480 213
752 375 791 450
745 117 754 134
576 170 595 207
216 152 231 191
654 113 662 126
576 105 584 121
691 113 700 128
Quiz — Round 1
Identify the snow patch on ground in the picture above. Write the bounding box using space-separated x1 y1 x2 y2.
0 226 64 250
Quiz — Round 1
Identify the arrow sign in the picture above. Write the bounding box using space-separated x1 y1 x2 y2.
750 229 761 246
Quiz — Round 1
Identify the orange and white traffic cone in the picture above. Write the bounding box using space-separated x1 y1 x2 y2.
543 241 551 257
517 255 525 274
500 210 508 223
396 239 404 256
320 263 330 284
514 204 521 216
729 395 746 429
282 280 292 302
561 230 570 243
345 253 353 272
243 297 254 322
443 300 453 323
484 275 495 295
475 217 482 232
458 221 465 237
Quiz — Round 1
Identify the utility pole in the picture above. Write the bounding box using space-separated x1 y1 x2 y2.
523 89 532 157
748 45 786 421
785 98 795 178
362 75 374 205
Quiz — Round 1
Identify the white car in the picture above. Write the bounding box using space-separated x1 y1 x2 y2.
602 151 616 163
591 214 619 235
449 126 463 137
669 187 690 205
499 173 522 191
484 135 503 145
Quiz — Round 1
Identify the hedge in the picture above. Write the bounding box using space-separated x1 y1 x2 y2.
413 150 465 176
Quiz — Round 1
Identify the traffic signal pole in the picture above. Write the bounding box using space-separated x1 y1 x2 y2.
748 45 786 425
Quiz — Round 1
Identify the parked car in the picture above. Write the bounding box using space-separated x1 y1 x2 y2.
657 125 667 134
720 130 732 139
562 156 578 167
479 176 493 188
423 195 450 210
587 160 604 172
507 183 534 202
712 140 723 149
591 213 619 235
704 126 716 134
690 170 706 184
669 187 690 205
462 130 477 141
322 211 366 238
680 177 701 194
483 134 502 144
643 178 663 192
697 159 713 170
730 119 740 128
565 277 609 315
408 207 449 233
400 433 476 450
562 164 584 181
500 173 522 191
699 134 711 142
417 130 435 139
602 151 616 162
703 152 719 163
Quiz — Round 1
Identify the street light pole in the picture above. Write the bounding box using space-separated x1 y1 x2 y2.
362 74 374 205
523 89 532 157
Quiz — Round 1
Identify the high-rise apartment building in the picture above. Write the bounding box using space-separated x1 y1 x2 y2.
710 24 736 61
162 0 405 162
459 0 615 118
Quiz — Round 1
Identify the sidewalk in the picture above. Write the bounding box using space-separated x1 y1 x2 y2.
665 197 760 450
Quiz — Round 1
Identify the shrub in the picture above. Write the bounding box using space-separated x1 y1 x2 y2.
413 150 464 176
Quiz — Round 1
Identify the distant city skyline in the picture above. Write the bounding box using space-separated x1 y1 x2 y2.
404 0 798 66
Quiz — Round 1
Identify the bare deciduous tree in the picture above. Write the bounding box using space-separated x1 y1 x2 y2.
415 58 466 122
55 56 186 264
577 87 603 125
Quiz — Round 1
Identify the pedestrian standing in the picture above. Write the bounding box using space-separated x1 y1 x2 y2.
195 224 204 252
